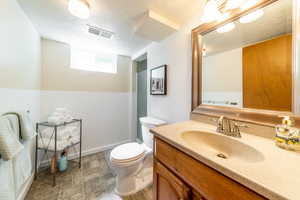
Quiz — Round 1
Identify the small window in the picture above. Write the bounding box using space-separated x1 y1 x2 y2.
70 48 117 73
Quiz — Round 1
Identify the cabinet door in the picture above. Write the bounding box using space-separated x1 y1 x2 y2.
154 161 190 200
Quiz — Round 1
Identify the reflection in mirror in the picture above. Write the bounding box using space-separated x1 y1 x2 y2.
202 0 292 111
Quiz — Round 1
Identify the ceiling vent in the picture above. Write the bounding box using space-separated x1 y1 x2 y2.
87 24 114 39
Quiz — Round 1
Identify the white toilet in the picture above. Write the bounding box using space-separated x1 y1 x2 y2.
110 117 166 196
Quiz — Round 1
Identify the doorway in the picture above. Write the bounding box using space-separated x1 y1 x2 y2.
136 59 147 141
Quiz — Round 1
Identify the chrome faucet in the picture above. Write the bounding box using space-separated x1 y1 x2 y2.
215 116 248 138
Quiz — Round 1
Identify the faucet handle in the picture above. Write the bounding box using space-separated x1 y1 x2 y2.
214 115 224 123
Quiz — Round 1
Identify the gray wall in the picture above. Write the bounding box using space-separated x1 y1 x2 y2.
137 60 147 140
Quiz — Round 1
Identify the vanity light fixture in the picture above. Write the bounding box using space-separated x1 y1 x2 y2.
202 0 263 24
201 0 222 23
68 0 90 19
225 0 246 10
216 22 235 33
239 9 264 23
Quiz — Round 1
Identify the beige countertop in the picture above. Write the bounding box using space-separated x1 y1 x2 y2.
150 120 300 200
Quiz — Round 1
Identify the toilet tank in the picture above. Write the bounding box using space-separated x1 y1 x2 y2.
139 117 166 149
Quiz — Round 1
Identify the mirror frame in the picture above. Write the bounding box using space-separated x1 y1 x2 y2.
191 0 300 127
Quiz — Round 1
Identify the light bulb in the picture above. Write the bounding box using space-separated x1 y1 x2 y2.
239 9 264 23
201 0 222 23
216 22 235 33
68 0 90 19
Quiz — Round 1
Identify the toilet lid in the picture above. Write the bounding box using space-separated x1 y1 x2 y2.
111 142 145 162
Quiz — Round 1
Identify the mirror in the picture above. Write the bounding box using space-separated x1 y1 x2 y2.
201 0 292 111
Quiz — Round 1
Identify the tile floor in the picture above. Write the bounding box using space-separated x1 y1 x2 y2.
25 152 152 200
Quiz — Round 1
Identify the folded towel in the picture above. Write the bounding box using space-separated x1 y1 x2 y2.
3 112 37 140
53 108 71 118
3 114 21 139
38 135 80 151
18 111 37 140
47 108 74 125
41 126 79 140
52 112 66 117
38 137 66 151
0 116 24 161
64 115 73 123
47 115 65 125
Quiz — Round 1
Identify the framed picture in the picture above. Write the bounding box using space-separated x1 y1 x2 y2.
150 65 167 95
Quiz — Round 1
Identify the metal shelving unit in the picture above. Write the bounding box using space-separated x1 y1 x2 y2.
34 119 82 186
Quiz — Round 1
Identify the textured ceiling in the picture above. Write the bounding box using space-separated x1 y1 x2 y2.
203 0 292 56
17 0 203 56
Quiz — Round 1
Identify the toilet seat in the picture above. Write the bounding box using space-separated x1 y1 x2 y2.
111 142 145 164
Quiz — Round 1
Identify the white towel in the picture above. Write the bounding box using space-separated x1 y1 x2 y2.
13 140 32 194
47 108 74 125
3 114 20 139
41 126 79 141
47 115 65 125
54 108 73 120
18 111 37 140
64 115 73 123
38 135 80 151
0 159 15 200
3 112 37 141
0 116 24 161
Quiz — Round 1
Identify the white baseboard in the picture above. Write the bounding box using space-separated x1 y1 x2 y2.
38 139 132 168
17 173 34 200
68 139 132 160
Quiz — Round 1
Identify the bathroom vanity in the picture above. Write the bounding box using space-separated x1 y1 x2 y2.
151 120 300 200
153 137 266 200
169 0 300 197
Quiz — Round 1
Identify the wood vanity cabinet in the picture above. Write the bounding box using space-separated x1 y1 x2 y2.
154 161 191 200
153 137 267 200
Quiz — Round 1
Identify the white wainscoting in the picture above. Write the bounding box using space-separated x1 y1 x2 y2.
0 88 41 200
40 90 133 154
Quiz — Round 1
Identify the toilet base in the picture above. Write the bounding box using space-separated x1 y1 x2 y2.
114 166 153 196
109 142 155 197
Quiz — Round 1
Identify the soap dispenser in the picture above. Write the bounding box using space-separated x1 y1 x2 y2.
275 116 300 151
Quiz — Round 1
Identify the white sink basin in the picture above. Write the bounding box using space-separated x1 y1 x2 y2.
181 131 264 163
